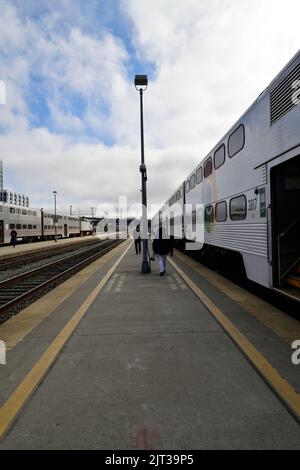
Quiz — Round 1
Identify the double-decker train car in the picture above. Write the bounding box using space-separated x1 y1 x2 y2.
153 50 300 300
0 204 92 244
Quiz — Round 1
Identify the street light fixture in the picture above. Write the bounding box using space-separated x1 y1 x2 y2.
134 74 151 273
53 191 57 242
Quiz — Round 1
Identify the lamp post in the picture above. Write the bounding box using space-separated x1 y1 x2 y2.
53 191 57 242
134 74 151 273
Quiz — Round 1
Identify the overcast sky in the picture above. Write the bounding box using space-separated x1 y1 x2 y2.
0 0 299 216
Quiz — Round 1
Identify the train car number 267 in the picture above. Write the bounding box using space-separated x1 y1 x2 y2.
248 198 257 211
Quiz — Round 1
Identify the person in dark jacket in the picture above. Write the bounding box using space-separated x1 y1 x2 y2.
133 224 141 254
10 229 18 248
152 228 173 276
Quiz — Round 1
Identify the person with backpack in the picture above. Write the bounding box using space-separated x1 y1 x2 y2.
133 224 141 255
10 228 18 248
152 228 173 276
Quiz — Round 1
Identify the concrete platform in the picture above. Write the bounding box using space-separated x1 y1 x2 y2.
0 242 300 449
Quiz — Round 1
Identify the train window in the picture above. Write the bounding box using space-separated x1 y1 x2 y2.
204 205 214 224
230 195 247 220
196 167 203 184
185 180 190 193
228 124 245 158
190 174 196 190
16 224 21 229
9 207 15 214
9 224 15 229
33 225 37 229
197 206 204 220
22 225 27 229
22 209 27 215
28 224 32 229
177 190 180 200
215 201 227 222
204 158 212 178
214 144 225 169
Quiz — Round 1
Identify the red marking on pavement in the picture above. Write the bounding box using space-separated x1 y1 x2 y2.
131 428 160 450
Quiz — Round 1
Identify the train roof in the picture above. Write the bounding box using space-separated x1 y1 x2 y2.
0 202 83 219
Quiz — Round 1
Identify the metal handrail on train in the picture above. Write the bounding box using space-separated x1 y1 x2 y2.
278 215 300 282
279 214 300 238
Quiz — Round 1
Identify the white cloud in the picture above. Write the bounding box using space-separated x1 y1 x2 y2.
122 0 300 201
0 0 299 216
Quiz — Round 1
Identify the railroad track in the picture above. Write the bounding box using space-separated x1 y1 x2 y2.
0 238 122 323
0 238 101 271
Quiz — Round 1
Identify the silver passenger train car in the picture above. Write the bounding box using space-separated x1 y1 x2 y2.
153 50 300 300
0 204 92 244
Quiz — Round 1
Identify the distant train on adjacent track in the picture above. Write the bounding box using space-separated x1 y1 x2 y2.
0 203 92 244
153 50 300 301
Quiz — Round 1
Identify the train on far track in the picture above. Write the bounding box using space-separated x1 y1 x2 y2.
153 50 300 302
0 203 93 244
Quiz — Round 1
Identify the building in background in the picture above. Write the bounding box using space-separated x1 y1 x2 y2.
0 161 30 207
0 190 29 207
0 160 3 192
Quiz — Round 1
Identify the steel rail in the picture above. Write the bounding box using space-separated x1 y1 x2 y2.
0 238 100 271
0 239 122 320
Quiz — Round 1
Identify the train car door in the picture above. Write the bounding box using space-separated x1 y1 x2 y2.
270 155 300 286
64 224 68 237
0 220 4 243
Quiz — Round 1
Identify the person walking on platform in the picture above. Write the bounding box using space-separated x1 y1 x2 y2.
10 228 18 248
133 224 141 255
152 228 173 276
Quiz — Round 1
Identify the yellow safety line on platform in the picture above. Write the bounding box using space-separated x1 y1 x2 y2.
168 257 300 422
0 240 129 352
174 250 300 345
0 241 133 441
